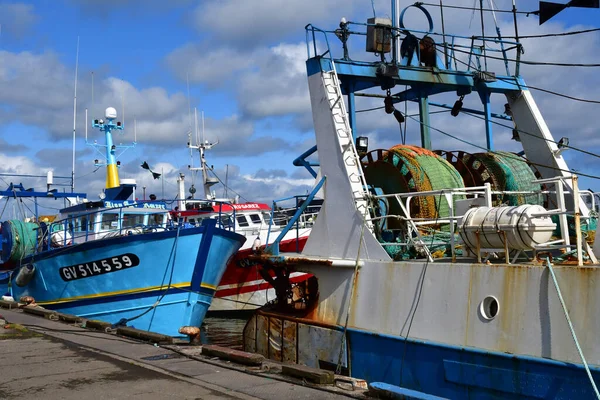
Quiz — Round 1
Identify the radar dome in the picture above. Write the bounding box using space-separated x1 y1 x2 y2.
105 107 117 120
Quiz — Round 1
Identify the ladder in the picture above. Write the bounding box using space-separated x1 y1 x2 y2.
321 64 372 227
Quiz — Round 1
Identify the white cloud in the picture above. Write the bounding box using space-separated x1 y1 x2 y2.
238 43 311 118
191 0 354 48
166 45 254 85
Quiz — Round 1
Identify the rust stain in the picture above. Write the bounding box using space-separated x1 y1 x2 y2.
256 309 342 331
464 263 475 346
248 254 334 267
282 319 297 363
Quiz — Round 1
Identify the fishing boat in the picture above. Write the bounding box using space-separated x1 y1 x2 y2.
242 2 600 398
1 107 246 337
171 138 318 312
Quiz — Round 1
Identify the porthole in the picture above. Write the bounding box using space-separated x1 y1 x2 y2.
479 295 499 320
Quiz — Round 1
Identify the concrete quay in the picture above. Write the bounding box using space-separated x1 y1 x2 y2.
0 307 366 400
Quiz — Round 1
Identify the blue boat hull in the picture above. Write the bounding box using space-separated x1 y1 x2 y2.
347 327 600 399
10 221 244 337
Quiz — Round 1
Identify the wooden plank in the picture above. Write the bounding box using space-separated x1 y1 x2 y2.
84 319 113 331
56 312 83 323
281 364 334 385
22 307 58 319
202 344 264 366
116 326 173 344
0 300 18 309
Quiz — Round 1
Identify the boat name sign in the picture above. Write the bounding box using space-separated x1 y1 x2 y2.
103 200 168 210
59 253 140 281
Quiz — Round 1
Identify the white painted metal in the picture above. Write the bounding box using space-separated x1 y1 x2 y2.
293 259 600 367
302 71 390 261
507 89 590 217
459 205 556 250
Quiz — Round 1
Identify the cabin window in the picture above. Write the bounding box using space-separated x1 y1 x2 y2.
236 215 249 227
122 213 146 229
262 212 272 225
249 214 262 224
149 213 165 226
101 213 119 230
215 215 232 229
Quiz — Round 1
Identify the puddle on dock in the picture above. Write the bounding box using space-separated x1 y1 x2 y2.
200 316 249 350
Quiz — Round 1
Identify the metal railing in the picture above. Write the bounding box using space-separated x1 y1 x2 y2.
367 175 596 264
40 199 238 253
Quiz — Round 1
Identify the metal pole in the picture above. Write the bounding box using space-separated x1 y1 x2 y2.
512 0 521 76
418 96 431 149
572 175 583 266
479 0 487 71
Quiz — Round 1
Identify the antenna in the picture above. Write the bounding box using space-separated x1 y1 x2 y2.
202 111 205 144
195 108 200 146
194 108 199 146
85 108 88 142
71 36 80 193
187 72 192 133
91 71 94 113
225 164 229 199
121 79 125 128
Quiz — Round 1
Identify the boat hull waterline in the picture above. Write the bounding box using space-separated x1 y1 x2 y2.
11 220 245 337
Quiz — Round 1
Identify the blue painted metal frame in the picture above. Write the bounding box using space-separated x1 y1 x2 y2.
304 5 528 164
0 183 86 200
292 145 319 178
266 176 325 256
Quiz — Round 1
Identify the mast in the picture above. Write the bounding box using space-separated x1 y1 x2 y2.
71 36 80 193
92 107 124 189
188 133 219 200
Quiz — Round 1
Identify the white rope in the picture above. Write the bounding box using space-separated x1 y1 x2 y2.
546 258 600 399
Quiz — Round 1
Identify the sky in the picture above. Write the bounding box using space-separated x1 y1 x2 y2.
0 0 599 218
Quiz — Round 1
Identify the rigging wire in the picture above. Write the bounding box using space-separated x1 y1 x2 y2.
471 27 600 40
405 114 600 180
210 169 249 203
462 110 600 161
416 1 540 15
497 76 600 104
439 45 600 104
438 41 600 68
399 193 443 384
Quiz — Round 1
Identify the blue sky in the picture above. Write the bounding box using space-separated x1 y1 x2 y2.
1 0 599 216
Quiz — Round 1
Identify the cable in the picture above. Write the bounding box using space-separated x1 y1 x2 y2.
417 1 533 15
435 40 600 68
112 225 182 327
437 45 600 104
497 76 600 104
210 169 249 203
470 27 600 40
462 110 600 162
406 114 600 180
399 192 443 384
546 257 600 399
335 200 370 375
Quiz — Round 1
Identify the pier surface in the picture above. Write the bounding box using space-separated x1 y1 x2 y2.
0 308 356 399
